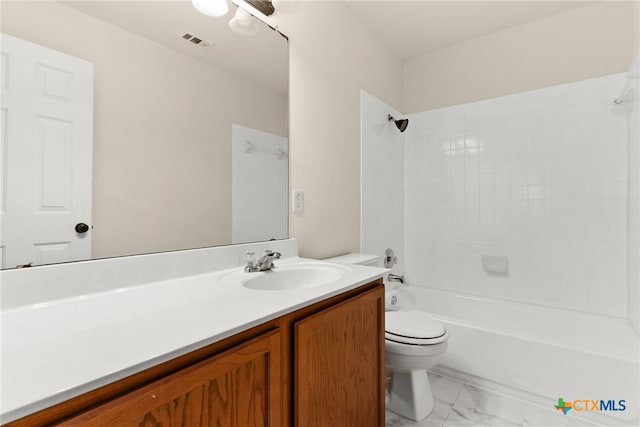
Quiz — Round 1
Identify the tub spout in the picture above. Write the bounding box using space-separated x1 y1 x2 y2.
388 274 404 284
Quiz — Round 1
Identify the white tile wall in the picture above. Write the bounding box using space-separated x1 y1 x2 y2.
405 73 631 317
361 90 404 275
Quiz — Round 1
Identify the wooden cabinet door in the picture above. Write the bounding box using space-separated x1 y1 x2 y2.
59 329 281 427
294 285 384 427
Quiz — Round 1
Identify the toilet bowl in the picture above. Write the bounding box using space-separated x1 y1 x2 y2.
385 310 448 420
322 252 449 421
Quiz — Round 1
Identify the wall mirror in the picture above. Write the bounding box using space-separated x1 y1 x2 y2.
0 0 289 269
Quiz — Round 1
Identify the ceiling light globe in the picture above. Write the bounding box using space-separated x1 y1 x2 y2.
192 0 229 17
229 7 260 36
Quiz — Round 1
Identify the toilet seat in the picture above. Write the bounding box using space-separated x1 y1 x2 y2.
385 311 448 345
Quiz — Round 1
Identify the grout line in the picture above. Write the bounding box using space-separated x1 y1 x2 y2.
431 371 465 426
441 385 464 426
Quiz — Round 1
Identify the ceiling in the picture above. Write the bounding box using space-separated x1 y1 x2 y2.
346 1 595 60
58 1 596 90
63 1 288 95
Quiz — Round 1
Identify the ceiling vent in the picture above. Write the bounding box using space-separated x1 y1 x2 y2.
180 33 211 48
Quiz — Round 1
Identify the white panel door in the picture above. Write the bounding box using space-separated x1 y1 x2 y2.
0 33 93 269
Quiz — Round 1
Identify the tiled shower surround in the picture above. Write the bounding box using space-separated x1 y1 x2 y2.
405 73 634 317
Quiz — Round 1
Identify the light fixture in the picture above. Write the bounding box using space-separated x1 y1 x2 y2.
229 7 260 36
192 0 229 17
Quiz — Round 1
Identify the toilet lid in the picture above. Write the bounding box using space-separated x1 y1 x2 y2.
385 311 447 344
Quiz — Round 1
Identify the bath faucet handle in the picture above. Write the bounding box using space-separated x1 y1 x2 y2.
384 248 398 268
264 249 281 259
244 251 259 273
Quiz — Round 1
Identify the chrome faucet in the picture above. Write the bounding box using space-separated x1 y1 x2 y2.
257 250 281 271
245 250 281 272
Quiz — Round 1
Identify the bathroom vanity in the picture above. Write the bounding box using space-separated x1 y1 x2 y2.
1 241 386 426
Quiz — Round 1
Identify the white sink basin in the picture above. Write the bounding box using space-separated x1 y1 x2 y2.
219 262 351 291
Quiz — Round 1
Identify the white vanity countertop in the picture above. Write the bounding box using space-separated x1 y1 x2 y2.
1 257 386 423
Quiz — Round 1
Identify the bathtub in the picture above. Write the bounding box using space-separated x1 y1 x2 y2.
387 285 639 425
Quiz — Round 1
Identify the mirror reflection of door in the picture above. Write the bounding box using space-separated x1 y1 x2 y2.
232 124 288 244
0 34 93 269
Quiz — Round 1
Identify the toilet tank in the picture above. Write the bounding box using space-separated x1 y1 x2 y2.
323 253 399 311
322 253 383 267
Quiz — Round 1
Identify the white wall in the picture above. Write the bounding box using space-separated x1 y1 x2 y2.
404 1 640 113
232 125 288 244
270 1 638 260
404 73 630 317
270 2 404 259
360 90 403 275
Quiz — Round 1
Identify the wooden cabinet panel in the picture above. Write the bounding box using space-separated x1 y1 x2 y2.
294 285 384 427
59 330 280 427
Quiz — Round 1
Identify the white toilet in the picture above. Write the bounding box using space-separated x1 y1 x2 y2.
323 252 449 421
385 309 448 420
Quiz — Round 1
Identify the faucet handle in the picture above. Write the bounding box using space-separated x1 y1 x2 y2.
264 249 281 259
242 251 256 267
384 248 397 268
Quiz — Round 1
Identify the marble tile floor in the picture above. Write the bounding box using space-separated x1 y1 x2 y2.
385 372 603 427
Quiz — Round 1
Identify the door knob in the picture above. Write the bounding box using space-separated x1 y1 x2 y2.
75 223 90 234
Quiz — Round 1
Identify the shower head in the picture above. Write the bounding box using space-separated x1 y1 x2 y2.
388 114 409 133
